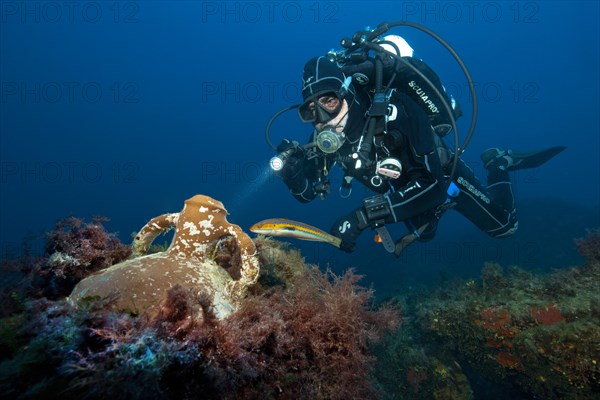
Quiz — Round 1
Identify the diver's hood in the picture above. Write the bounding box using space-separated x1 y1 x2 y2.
301 56 348 100
343 90 369 142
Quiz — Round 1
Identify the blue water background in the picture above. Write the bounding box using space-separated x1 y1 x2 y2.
1 1 599 291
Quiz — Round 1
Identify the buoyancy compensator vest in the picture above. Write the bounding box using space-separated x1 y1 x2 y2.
338 35 462 137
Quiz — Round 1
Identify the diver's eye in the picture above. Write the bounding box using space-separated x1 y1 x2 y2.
318 95 340 112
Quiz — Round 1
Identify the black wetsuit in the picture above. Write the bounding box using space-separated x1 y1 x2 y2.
281 91 518 241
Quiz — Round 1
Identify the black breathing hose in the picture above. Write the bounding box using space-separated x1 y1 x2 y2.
265 105 298 151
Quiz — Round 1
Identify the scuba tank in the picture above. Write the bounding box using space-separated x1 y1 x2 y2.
336 35 463 137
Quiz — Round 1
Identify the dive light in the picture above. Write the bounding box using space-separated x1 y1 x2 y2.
269 155 285 171
269 146 298 172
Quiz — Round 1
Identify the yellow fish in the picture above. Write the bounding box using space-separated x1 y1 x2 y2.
250 218 341 248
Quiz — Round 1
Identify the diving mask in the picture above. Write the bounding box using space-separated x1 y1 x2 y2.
298 92 343 124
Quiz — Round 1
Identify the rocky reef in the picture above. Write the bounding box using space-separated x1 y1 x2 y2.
0 195 399 400
374 229 600 399
0 216 131 312
1 194 598 399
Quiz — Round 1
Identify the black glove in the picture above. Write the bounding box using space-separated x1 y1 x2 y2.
275 139 305 183
330 195 398 253
330 208 368 253
276 138 301 154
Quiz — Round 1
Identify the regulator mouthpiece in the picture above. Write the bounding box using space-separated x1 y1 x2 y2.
315 127 346 154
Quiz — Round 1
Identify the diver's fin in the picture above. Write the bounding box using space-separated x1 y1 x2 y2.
481 146 566 171
506 146 566 170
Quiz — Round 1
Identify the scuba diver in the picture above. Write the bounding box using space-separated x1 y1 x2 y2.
267 23 565 255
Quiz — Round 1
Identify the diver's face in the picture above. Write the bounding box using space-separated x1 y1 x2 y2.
314 98 349 133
